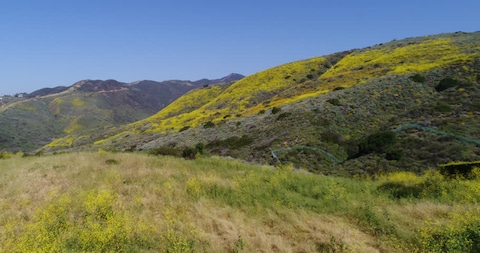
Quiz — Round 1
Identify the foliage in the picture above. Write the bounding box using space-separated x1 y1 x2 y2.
203 121 215 129
438 161 480 179
271 106 281 114
326 98 341 106
1 153 480 252
321 130 345 145
80 32 480 157
0 151 13 159
195 142 205 155
182 147 197 159
2 190 155 252
433 102 452 113
148 146 182 157
359 131 397 155
409 73 426 83
178 126 190 132
321 38 472 86
418 209 480 253
206 135 254 150
435 77 461 92
276 112 291 121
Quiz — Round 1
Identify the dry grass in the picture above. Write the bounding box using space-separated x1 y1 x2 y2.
1 152 479 252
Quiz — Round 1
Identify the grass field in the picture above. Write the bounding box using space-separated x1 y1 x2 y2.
1 152 479 252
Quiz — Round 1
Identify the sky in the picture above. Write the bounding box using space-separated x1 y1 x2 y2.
1 0 479 95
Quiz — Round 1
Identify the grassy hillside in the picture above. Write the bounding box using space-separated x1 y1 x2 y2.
1 152 479 252
0 90 156 152
61 31 480 175
95 32 478 135
0 76 242 152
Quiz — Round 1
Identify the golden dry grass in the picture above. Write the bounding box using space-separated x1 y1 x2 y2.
1 152 479 252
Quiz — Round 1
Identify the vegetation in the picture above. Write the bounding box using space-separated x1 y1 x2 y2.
1 152 480 252
71 32 480 161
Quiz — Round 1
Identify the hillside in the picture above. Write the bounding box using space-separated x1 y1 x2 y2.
0 75 243 152
1 152 479 252
49 31 480 175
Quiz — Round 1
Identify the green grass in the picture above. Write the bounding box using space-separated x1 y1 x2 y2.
1 152 480 252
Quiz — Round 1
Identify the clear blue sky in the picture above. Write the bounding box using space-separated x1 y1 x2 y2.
1 0 478 95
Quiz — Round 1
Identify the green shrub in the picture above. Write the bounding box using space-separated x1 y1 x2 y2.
276 112 291 121
418 214 480 253
409 73 426 83
385 148 404 161
105 159 119 165
0 151 13 159
195 142 205 155
359 131 397 155
439 161 480 179
182 147 197 159
149 147 182 157
203 121 215 129
435 77 460 92
377 182 422 199
271 107 281 114
326 98 341 106
434 103 452 113
321 130 344 144
179 126 190 132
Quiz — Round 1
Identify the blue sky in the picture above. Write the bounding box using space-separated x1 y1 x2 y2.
1 0 479 95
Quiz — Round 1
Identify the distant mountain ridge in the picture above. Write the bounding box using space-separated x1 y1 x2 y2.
0 74 244 152
26 73 245 98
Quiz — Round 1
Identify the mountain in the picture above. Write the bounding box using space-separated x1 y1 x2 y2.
0 74 244 152
53 31 480 175
27 86 70 98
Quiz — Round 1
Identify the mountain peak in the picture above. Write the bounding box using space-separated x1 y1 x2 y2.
220 73 245 82
70 79 126 92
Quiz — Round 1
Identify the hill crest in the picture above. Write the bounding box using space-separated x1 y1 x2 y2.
73 31 480 175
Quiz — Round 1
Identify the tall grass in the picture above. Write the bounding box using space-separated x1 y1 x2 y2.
0 152 479 252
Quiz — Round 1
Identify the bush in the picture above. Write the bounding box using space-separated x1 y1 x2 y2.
385 148 404 160
409 73 426 83
326 98 341 106
195 142 205 155
203 121 215 129
179 126 190 132
182 147 197 159
276 112 291 121
271 107 281 114
321 130 344 144
378 182 422 199
434 103 452 113
105 159 119 165
439 161 480 179
359 131 397 155
0 151 13 159
149 147 182 157
435 77 460 92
